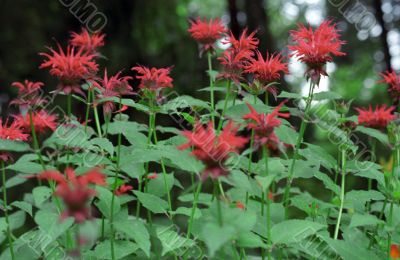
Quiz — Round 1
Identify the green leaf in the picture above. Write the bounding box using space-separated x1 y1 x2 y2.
313 91 342 100
32 186 52 207
115 219 150 257
275 124 298 145
161 95 210 111
199 223 236 256
322 236 380 260
95 186 121 219
0 139 30 152
314 171 340 195
148 173 174 197
237 232 267 248
11 201 32 216
278 91 303 99
271 220 325 244
349 213 384 228
255 175 275 191
90 137 114 155
356 126 389 145
172 207 202 219
133 191 168 214
94 240 138 259
7 161 44 174
34 210 74 244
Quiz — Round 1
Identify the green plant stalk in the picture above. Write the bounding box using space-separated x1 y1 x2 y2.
217 80 231 133
187 182 202 239
283 80 316 218
207 52 215 127
1 161 15 260
214 180 223 226
367 139 376 212
84 90 92 133
245 95 257 207
387 201 394 259
92 90 103 137
334 144 347 240
263 145 272 260
151 112 173 214
67 93 72 118
110 99 123 260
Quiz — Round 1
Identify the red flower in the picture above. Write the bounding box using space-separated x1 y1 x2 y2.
355 105 396 129
236 201 245 210
93 69 133 115
391 244 400 259
40 45 99 96
147 173 158 179
188 17 227 54
243 102 290 150
380 70 400 104
218 29 258 83
0 119 29 141
10 80 46 109
289 20 346 80
179 121 248 179
37 167 106 223
132 65 173 91
244 51 288 95
13 110 57 134
114 184 133 196
70 28 105 53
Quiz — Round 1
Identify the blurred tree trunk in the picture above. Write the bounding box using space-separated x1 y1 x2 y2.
374 0 392 71
228 0 240 38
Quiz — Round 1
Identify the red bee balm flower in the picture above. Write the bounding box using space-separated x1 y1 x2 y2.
391 244 400 259
243 102 290 150
179 121 248 179
132 65 173 91
356 105 396 129
289 20 345 80
225 29 259 52
188 17 227 54
13 110 57 134
40 45 99 96
0 119 29 162
70 28 105 53
10 80 46 109
114 184 133 196
93 69 133 115
380 70 400 104
244 51 288 95
38 168 106 223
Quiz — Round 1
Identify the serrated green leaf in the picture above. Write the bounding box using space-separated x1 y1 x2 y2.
271 220 325 244
133 191 168 214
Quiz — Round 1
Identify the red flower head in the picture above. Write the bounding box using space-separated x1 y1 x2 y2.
13 110 58 135
289 20 346 81
40 45 99 96
38 167 106 223
10 80 46 110
0 119 29 161
93 69 133 115
114 184 133 196
355 105 396 129
132 65 173 92
218 29 259 83
70 28 105 53
179 121 248 179
380 70 400 104
391 244 400 259
244 51 288 96
243 102 290 150
188 17 227 54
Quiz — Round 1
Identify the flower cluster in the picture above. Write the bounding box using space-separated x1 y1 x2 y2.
188 17 227 54
380 70 400 104
0 119 29 162
38 168 106 223
355 105 396 129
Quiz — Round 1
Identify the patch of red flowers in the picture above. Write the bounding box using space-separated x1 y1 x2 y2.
380 70 400 104
391 244 400 259
40 45 99 96
188 17 227 54
179 121 248 179
132 65 173 92
70 28 105 53
355 105 396 129
93 69 133 115
243 102 290 150
114 184 133 196
244 51 288 96
289 20 346 81
38 167 106 223
13 110 58 134
10 80 46 110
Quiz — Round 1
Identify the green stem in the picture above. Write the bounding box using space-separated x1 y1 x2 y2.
217 80 231 133
187 182 202 239
110 99 123 260
1 161 15 260
263 146 272 260
207 52 215 127
214 180 223 226
334 143 347 239
92 90 103 137
84 90 92 133
283 80 316 218
67 93 72 119
245 95 257 207
387 201 394 259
